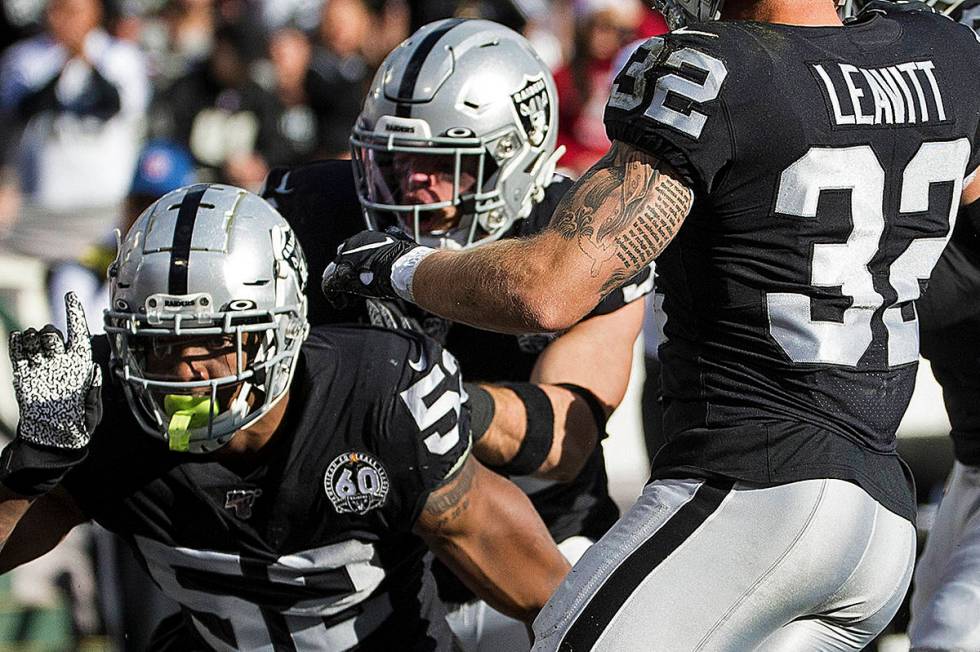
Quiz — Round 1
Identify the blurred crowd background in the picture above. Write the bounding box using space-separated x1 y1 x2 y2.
0 0 668 351
0 1 951 650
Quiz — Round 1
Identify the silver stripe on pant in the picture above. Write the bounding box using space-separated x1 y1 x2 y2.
532 478 915 652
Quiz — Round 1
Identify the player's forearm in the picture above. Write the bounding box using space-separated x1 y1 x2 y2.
443 519 570 623
422 469 570 622
412 238 593 334
474 383 598 482
530 301 644 409
0 487 35 568
0 487 85 574
962 171 980 206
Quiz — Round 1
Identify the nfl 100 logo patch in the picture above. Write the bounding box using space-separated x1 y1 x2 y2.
323 452 390 515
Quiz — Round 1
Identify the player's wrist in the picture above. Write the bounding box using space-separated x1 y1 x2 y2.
0 437 89 497
390 246 437 302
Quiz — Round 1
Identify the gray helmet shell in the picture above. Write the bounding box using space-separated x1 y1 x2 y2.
105 184 309 453
351 19 563 249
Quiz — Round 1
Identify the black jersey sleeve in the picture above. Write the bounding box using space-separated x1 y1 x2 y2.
603 32 735 193
375 332 471 531
589 263 653 317
928 6 980 176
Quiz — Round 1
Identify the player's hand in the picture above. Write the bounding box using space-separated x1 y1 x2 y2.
10 292 102 450
322 229 434 304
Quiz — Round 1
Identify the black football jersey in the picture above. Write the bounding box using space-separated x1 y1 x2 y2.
605 7 980 521
918 204 980 466
262 159 632 604
262 159 636 543
62 326 471 651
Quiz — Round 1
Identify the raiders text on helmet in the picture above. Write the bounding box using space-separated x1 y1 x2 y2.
104 184 309 453
351 19 563 249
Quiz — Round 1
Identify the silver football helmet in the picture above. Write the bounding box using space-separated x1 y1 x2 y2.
351 18 563 250
104 184 310 453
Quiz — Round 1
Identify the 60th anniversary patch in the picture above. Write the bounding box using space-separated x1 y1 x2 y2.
324 451 390 515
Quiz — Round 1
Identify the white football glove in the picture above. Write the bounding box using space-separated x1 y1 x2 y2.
10 292 102 449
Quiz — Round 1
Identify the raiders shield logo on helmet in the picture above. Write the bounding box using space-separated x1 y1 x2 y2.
323 452 390 515
511 75 552 148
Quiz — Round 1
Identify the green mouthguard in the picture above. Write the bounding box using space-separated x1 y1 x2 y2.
163 395 216 452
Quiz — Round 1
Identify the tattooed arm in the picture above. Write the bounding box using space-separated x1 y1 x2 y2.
413 456 570 623
411 140 693 333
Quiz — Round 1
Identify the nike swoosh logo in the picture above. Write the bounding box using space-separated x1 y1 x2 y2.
274 171 292 194
408 348 427 372
343 237 394 255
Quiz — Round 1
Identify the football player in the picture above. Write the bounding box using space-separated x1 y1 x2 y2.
262 19 648 652
906 4 980 650
0 184 570 651
324 0 980 649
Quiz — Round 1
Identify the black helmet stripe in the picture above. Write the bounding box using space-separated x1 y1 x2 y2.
168 185 208 295
396 18 466 118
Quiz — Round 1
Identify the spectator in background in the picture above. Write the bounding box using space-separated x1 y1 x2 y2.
308 0 373 158
0 0 148 320
268 27 321 163
151 21 284 189
125 139 198 232
0 0 148 214
552 0 662 176
257 0 325 33
140 0 219 91
360 0 411 71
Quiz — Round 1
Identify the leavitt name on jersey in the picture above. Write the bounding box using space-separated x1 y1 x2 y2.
813 60 948 126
